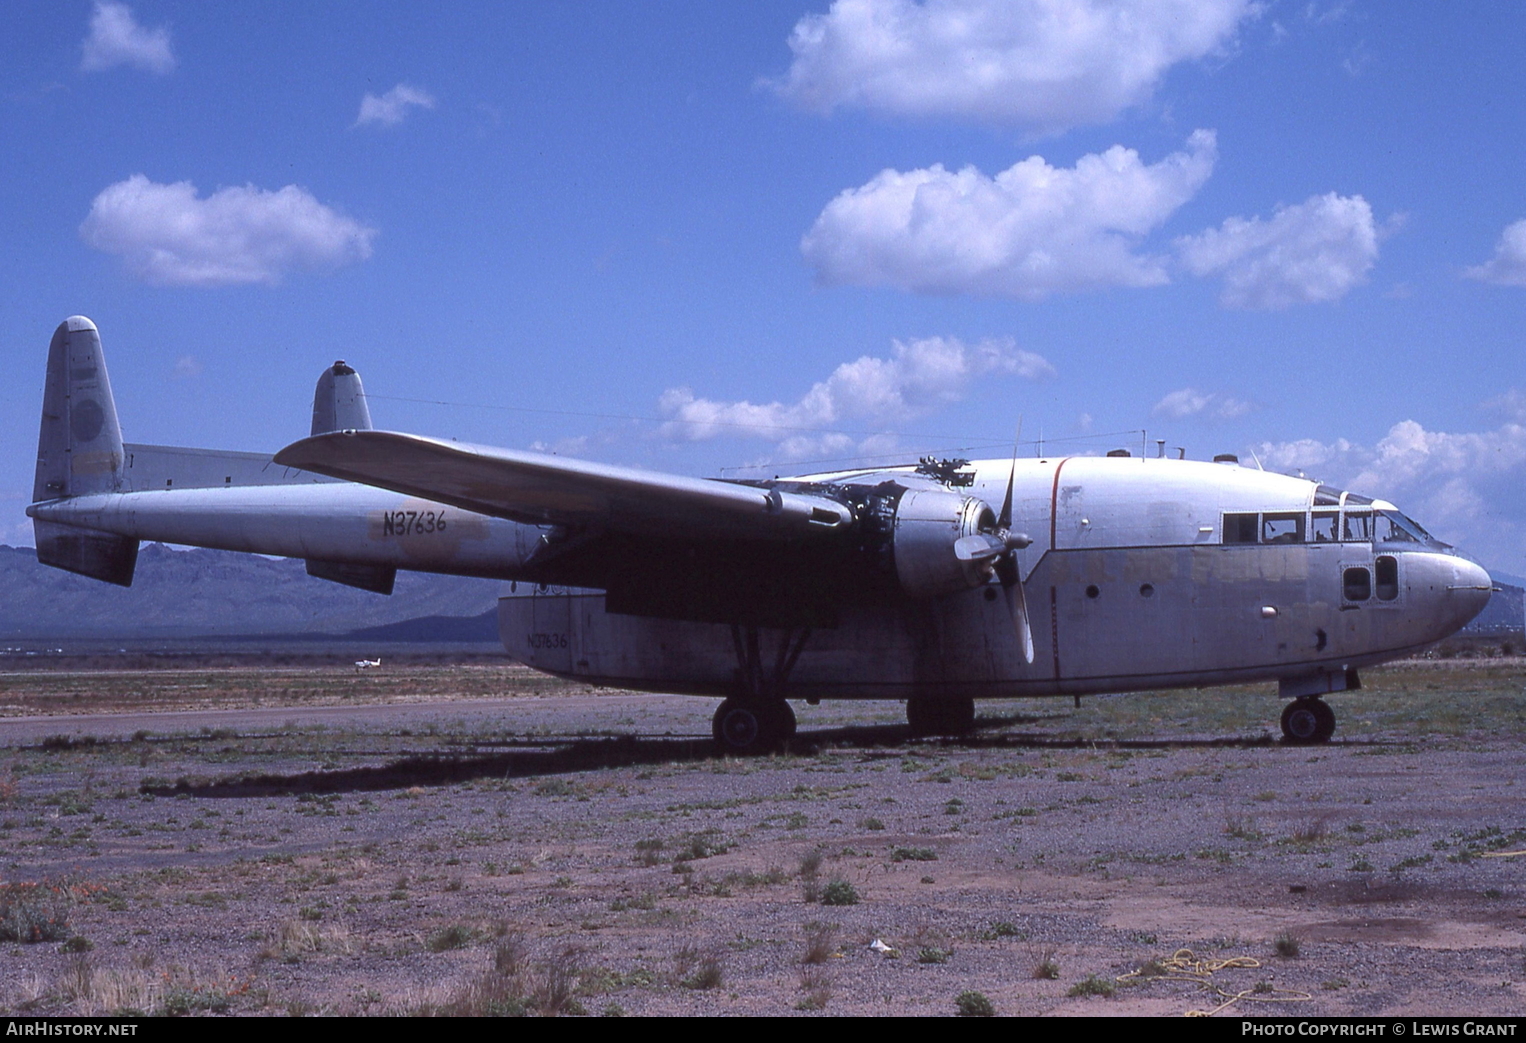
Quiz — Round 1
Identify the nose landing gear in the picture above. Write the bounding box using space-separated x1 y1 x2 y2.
1281 697 1336 744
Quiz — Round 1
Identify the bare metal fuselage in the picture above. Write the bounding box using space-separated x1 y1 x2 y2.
497 457 1490 700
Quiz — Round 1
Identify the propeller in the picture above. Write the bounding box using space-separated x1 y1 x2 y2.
953 438 1034 664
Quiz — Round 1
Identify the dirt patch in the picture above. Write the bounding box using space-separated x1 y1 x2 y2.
0 661 1522 1017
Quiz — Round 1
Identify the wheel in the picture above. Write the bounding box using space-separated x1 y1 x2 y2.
1280 699 1330 745
945 696 975 736
772 699 797 741
1310 698 1336 742
906 696 937 736
712 698 785 755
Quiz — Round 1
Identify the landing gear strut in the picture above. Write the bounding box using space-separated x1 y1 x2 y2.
906 694 976 737
710 625 810 755
1280 696 1336 745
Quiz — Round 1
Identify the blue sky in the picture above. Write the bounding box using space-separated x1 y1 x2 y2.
4 1 1526 574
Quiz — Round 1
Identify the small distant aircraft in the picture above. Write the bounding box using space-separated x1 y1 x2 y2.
28 317 1492 752
355 658 382 672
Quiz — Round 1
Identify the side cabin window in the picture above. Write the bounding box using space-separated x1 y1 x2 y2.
1221 511 1305 545
1223 513 1259 544
1343 566 1371 601
1375 555 1399 600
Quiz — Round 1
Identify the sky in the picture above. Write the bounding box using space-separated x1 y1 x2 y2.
3 1 1526 575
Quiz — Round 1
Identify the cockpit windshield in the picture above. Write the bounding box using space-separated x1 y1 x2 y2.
1375 509 1434 544
1221 494 1447 549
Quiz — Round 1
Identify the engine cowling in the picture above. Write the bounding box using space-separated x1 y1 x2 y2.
889 488 997 599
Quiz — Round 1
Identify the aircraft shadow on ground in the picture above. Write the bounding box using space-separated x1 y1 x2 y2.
141 715 1379 798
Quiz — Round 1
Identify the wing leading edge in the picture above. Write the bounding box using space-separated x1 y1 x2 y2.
272 430 853 542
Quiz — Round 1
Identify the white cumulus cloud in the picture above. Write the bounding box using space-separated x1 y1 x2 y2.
660 336 1053 460
355 83 436 128
81 1 174 74
1152 387 1252 420
80 175 376 287
1255 413 1526 574
771 0 1254 133
802 129 1217 300
1464 219 1526 288
1175 192 1379 309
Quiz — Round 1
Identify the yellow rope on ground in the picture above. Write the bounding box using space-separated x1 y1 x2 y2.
1116 948 1314 1017
1480 849 1526 858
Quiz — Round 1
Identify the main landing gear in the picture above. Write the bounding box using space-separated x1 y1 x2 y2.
906 694 976 737
1280 696 1336 745
711 624 811 755
712 698 796 754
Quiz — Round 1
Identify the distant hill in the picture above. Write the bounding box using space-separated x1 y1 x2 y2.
0 544 501 640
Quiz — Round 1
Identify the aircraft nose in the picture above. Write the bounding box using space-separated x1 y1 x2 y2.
1446 557 1493 628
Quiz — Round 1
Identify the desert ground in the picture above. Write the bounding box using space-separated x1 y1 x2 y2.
0 655 1523 1017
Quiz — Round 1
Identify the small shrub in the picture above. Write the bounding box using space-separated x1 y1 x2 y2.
799 848 825 902
955 990 995 1017
1033 955 1060 980
61 935 93 953
803 922 838 965
890 847 938 862
796 965 832 1010
675 947 724 990
820 878 858 907
917 947 952 964
1272 931 1301 959
862 817 886 831
0 881 73 943
1067 974 1115 998
428 923 475 952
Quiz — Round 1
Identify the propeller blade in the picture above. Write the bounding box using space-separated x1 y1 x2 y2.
1004 574 1035 664
955 533 1007 563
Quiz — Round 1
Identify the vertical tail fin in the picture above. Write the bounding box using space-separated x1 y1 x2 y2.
31 316 138 586
310 360 372 435
34 316 126 500
305 359 393 593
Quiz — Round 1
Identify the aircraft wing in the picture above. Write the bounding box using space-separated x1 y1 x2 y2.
272 430 853 540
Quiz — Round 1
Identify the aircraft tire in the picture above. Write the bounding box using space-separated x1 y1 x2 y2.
1310 698 1336 742
712 698 784 755
1280 699 1330 745
773 700 797 741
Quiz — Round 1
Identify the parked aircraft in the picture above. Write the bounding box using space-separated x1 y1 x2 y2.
28 317 1493 752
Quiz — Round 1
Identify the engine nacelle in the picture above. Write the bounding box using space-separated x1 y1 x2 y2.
890 488 996 599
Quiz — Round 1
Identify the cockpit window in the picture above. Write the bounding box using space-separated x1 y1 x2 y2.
1313 485 1342 507
1262 512 1304 544
1343 510 1373 542
1310 511 1339 543
1376 510 1431 544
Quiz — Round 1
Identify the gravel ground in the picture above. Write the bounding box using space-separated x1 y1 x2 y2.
0 660 1522 1017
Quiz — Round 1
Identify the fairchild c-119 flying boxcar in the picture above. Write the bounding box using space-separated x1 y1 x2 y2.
28 317 1493 752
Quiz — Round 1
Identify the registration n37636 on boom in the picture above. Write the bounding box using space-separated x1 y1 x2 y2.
27 317 1492 753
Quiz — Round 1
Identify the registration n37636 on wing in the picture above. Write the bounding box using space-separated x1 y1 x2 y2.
27 317 1492 753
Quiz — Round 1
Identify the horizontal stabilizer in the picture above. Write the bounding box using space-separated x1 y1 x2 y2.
305 559 396 595
274 431 854 540
33 519 138 587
